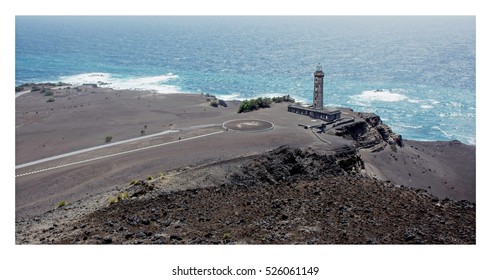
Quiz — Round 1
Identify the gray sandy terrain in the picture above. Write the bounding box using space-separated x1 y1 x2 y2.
15 85 476 244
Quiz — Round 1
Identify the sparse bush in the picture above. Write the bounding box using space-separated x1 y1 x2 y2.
46 97 55 102
140 129 145 136
44 90 54 96
108 196 118 205
56 201 67 208
15 85 24 92
129 179 137 185
390 143 398 152
117 192 129 201
223 232 231 240
210 99 219 107
218 99 227 107
108 192 129 205
237 97 272 113
158 172 165 178
147 176 154 180
272 95 295 103
105 136 113 143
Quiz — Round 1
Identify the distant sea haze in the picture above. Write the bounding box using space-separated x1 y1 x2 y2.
15 16 476 145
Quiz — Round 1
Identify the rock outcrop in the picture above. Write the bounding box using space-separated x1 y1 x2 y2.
229 145 364 187
334 112 403 152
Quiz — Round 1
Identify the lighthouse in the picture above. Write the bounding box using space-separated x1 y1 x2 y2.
313 64 324 110
287 64 340 122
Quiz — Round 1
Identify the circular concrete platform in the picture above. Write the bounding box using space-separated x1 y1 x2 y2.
222 119 274 132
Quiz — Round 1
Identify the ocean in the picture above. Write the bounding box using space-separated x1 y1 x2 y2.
15 16 476 145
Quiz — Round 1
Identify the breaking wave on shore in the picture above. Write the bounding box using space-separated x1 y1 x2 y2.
350 89 408 103
59 73 182 93
16 17 475 144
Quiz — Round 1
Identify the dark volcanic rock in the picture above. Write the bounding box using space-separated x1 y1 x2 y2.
334 112 403 151
229 145 363 187
52 146 475 245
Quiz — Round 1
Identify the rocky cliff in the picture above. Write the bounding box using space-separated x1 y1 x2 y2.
333 112 403 152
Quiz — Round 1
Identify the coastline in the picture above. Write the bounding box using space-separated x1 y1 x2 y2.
15 84 476 244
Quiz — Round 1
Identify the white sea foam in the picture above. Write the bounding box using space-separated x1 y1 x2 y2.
59 72 181 93
420 105 433 109
214 93 243 101
399 124 423 129
351 90 408 103
431 126 451 138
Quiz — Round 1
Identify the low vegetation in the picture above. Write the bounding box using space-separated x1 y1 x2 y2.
105 136 113 143
208 97 227 108
56 201 67 209
18 82 68 93
272 95 295 103
238 95 295 113
237 97 271 113
108 192 129 205
210 99 219 107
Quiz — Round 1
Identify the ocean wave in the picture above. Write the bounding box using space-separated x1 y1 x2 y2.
350 89 408 103
431 125 451 138
214 93 243 101
58 72 181 93
420 105 433 109
399 124 423 129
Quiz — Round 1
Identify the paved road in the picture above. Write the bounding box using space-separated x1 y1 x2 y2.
15 90 31 98
16 124 222 170
16 130 224 178
16 130 180 169
15 127 229 220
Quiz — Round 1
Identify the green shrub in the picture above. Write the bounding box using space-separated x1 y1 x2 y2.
46 97 55 102
117 192 129 201
56 201 67 208
272 95 295 103
105 136 113 143
210 99 219 107
108 196 118 205
147 176 154 180
237 97 272 113
129 179 137 185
